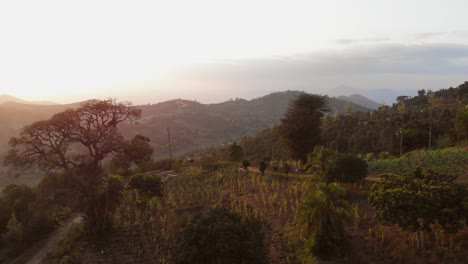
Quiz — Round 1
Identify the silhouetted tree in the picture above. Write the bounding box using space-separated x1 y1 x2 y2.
4 99 141 235
278 94 329 162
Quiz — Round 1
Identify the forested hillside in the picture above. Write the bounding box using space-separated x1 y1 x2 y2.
240 82 468 161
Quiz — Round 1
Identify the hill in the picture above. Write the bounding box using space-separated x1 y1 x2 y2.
119 91 368 159
338 94 381 109
0 91 365 160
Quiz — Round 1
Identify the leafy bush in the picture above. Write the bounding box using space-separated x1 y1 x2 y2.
369 168 468 248
174 207 267 264
326 155 368 183
241 159 251 170
128 173 163 198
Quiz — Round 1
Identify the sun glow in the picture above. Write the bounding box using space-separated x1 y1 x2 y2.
1 0 468 103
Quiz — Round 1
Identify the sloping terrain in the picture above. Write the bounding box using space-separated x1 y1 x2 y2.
0 91 368 160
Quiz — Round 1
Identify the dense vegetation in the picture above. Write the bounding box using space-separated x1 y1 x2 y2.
240 82 468 162
0 82 467 263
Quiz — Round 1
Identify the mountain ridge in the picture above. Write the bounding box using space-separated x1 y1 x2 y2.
0 94 57 105
337 94 381 110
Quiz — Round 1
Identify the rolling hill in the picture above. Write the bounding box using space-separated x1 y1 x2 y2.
0 91 368 161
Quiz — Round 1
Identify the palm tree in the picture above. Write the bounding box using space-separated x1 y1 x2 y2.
296 180 350 258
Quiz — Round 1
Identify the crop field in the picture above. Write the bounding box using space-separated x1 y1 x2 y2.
368 147 468 179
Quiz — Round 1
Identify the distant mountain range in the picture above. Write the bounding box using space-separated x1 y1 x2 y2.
0 91 371 160
0 94 57 105
331 85 417 105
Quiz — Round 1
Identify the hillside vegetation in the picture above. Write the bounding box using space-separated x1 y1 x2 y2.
0 83 467 264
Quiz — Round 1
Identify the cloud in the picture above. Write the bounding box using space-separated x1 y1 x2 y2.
163 43 468 104
336 38 390 45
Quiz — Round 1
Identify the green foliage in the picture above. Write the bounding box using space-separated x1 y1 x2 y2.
241 159 251 170
321 82 468 155
278 94 329 161
368 147 468 175
296 181 350 259
326 154 368 183
228 142 244 161
85 175 126 234
128 173 163 199
2 212 23 255
1 184 35 222
369 168 468 235
306 146 336 175
240 128 290 162
109 135 154 174
174 207 268 264
0 183 59 259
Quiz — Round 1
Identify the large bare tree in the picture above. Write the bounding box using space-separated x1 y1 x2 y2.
4 99 141 234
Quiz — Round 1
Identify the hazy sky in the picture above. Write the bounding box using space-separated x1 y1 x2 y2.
1 0 468 104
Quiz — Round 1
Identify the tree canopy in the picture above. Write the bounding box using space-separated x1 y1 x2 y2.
278 94 329 162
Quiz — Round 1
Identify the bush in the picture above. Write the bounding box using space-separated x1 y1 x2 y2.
259 160 268 175
326 155 368 183
128 173 163 198
174 207 267 264
241 159 251 170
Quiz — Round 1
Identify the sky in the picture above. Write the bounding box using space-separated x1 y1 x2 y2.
0 0 468 104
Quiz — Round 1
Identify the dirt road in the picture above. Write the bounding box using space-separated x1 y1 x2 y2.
9 216 82 264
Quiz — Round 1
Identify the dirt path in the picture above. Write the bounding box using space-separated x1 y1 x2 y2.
9 216 82 264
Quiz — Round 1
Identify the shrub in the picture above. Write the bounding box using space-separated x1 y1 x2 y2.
259 160 268 176
128 173 163 198
326 155 368 183
241 159 251 170
174 207 267 264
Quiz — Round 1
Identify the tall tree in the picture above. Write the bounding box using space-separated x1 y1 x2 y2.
4 99 141 235
278 94 329 161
